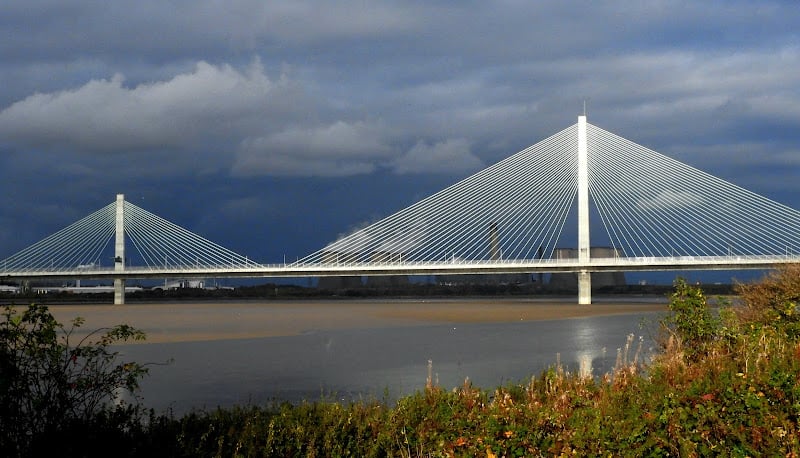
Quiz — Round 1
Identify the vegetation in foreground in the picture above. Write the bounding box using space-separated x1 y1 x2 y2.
0 303 148 456
3 266 800 456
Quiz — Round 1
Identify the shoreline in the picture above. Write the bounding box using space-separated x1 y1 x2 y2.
41 297 670 344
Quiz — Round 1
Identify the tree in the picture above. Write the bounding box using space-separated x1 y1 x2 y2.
660 277 720 359
0 304 148 457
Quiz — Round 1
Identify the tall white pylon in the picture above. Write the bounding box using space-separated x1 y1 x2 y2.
577 115 591 304
114 194 125 305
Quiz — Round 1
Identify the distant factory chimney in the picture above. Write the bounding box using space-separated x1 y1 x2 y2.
488 222 501 261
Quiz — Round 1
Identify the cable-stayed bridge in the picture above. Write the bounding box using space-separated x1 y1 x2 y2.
2 116 800 304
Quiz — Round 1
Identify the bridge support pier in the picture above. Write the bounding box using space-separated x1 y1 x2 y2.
578 270 591 305
114 278 125 305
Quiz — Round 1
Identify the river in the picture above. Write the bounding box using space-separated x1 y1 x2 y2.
95 299 667 414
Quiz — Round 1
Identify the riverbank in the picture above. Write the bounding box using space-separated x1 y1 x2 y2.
45 297 669 344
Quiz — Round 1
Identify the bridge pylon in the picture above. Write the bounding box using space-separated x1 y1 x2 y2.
0 193 260 305
114 194 125 305
577 115 592 304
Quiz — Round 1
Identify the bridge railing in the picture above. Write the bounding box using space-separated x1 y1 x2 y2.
3 254 800 276
287 254 800 267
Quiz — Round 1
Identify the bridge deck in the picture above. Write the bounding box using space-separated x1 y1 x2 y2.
2 255 798 281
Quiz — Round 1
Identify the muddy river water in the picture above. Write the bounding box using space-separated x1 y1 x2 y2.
47 298 668 413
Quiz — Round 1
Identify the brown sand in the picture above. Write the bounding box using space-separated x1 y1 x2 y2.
43 298 668 344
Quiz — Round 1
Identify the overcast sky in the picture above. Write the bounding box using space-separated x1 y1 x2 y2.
1 1 799 281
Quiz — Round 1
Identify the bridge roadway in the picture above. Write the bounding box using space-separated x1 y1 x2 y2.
2 255 799 282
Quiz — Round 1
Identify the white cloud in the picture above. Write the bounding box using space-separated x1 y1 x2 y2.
0 60 401 177
232 121 393 177
0 60 286 155
256 121 391 159
234 151 376 178
391 139 484 175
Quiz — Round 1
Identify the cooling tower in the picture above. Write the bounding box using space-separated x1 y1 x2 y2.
318 251 363 290
366 251 409 287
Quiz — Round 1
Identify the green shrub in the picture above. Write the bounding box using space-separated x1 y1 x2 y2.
0 304 148 457
660 277 721 359
737 264 800 337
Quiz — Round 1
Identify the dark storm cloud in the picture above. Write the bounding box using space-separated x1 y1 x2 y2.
1 0 799 261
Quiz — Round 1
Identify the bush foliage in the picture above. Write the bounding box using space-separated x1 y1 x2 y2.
0 304 148 457
737 263 800 337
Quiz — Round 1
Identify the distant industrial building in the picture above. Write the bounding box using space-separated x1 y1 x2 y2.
365 251 409 288
317 250 364 290
437 222 532 286
0 284 20 294
152 279 208 290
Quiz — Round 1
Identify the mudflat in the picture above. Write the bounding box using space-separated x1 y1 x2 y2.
43 298 668 344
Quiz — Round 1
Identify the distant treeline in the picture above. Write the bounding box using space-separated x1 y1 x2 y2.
0 280 736 303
